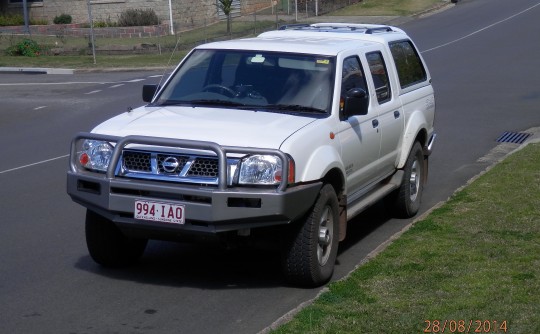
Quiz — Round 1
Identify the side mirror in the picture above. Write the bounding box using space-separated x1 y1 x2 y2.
343 88 369 118
142 84 158 103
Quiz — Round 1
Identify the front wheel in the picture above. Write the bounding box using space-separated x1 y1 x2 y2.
85 210 147 267
391 141 425 218
281 184 339 287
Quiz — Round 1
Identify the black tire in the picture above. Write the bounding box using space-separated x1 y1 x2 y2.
392 142 425 218
85 210 147 267
282 184 340 287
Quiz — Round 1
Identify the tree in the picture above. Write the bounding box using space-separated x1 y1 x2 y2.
217 0 233 34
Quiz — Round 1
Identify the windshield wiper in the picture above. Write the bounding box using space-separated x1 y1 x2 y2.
262 104 327 114
158 99 246 107
189 99 247 107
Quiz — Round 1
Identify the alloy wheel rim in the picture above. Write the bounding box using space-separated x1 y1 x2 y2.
317 206 333 266
409 159 420 202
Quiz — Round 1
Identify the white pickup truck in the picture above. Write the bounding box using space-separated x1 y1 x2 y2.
67 23 435 287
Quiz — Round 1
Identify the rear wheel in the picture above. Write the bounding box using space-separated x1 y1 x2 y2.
282 184 339 287
85 210 147 267
392 142 425 218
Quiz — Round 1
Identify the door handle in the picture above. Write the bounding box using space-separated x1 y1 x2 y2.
372 119 379 128
394 110 400 119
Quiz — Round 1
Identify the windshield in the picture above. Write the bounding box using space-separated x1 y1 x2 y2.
155 49 336 115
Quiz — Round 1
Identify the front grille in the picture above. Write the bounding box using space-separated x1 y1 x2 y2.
187 158 219 177
123 151 151 172
120 149 220 185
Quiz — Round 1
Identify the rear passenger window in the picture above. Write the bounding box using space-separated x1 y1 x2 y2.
389 40 427 89
366 52 391 103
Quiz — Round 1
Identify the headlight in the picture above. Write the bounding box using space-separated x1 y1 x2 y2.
237 155 294 185
79 140 114 172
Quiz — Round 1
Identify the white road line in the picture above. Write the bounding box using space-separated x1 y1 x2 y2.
126 79 145 82
422 2 540 53
148 75 163 78
0 81 113 86
85 90 102 95
109 84 125 88
0 155 69 175
33 106 47 110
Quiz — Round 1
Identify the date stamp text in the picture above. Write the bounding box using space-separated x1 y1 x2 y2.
424 320 508 333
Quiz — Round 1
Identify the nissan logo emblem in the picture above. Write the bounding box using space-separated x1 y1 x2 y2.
162 157 180 173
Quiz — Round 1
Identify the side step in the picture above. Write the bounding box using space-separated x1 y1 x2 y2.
346 170 403 221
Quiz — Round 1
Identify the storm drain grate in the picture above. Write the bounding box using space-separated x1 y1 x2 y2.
496 131 532 144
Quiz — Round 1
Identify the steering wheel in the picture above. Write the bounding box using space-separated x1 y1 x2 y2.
202 84 237 98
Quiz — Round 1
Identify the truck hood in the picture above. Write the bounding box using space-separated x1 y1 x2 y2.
92 106 318 149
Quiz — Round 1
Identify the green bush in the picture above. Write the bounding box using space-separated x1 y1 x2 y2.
0 14 47 26
0 14 24 26
53 14 72 24
118 8 159 27
5 38 42 57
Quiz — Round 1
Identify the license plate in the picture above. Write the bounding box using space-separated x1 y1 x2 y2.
134 199 185 225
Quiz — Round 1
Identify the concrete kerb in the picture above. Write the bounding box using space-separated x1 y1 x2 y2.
72 66 169 74
0 67 74 75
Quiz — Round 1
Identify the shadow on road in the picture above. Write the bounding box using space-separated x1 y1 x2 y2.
74 202 394 289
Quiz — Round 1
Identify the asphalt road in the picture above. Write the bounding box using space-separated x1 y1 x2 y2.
1 0 539 333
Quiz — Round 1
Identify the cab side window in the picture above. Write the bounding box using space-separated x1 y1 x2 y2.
389 40 427 89
341 56 367 97
366 52 391 103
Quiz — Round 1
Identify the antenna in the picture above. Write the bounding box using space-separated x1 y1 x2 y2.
153 35 183 102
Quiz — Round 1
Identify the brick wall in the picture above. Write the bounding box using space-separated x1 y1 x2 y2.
22 0 174 25
170 0 217 28
5 0 271 27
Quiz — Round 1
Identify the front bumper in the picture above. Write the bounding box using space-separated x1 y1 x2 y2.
67 171 322 237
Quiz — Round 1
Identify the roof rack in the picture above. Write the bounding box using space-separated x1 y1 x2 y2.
365 26 394 34
277 23 395 34
278 23 311 30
